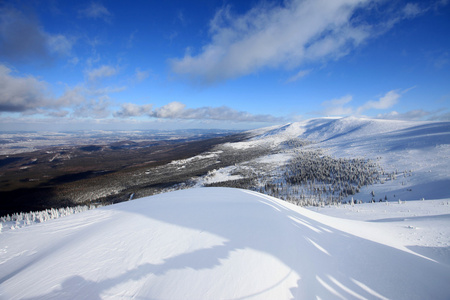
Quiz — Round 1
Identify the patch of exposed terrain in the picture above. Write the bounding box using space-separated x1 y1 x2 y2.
0 131 249 215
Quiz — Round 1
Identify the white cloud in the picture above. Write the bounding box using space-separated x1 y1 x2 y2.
0 65 50 112
170 0 377 84
151 102 186 118
0 64 122 119
170 0 438 84
87 65 118 81
357 90 401 113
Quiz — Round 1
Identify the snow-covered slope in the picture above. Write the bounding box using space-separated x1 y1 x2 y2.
250 117 449 154
1 187 450 299
232 117 450 202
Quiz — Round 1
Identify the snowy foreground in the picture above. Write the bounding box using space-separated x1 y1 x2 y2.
1 187 450 299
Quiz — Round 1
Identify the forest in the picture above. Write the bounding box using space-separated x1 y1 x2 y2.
205 138 399 206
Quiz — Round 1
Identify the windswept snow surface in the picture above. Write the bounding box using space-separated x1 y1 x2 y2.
1 188 450 299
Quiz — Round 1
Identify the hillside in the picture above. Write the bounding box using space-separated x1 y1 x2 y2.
205 117 450 203
1 187 449 299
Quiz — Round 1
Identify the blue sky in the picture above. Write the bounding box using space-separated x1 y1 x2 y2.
1 0 449 131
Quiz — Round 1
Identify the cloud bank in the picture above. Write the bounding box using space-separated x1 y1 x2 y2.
0 62 279 123
115 101 283 123
0 65 50 112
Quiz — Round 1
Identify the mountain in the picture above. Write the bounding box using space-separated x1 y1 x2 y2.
227 117 450 202
1 187 449 299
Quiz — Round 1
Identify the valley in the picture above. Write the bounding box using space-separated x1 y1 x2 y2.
0 130 248 215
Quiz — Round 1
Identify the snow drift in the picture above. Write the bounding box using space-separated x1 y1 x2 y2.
1 187 449 299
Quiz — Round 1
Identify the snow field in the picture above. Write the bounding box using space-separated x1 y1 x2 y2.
1 188 449 299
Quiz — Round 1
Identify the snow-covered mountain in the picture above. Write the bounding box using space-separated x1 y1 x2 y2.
1 187 449 299
1 117 450 299
224 117 450 202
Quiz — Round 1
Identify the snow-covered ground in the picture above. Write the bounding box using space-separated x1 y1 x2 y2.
311 199 450 265
303 117 450 202
1 187 449 299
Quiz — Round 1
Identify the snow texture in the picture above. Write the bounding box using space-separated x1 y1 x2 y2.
1 188 449 299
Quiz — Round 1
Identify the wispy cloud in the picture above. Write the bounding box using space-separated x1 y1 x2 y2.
87 65 118 81
78 2 112 22
135 68 150 82
402 3 423 18
286 69 311 83
56 85 87 107
73 98 111 118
